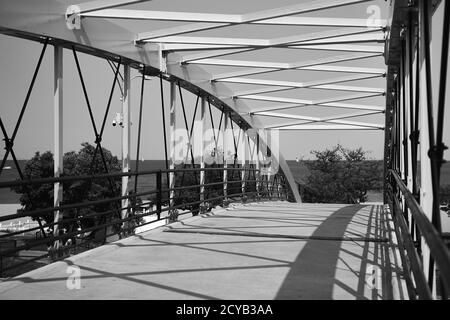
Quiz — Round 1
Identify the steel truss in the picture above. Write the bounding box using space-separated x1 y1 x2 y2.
385 0 450 300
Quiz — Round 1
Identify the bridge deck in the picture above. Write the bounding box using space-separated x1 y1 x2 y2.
0 202 407 300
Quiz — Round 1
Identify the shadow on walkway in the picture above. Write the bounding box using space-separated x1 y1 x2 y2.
275 205 366 299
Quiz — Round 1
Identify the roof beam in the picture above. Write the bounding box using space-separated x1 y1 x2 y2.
82 10 386 28
157 43 384 54
179 27 382 63
263 115 384 129
74 0 149 14
238 92 384 105
271 124 384 130
210 52 382 80
226 74 384 97
131 0 375 41
256 110 383 124
245 102 385 114
146 27 381 46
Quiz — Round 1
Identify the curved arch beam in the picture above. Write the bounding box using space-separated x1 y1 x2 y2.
0 0 302 202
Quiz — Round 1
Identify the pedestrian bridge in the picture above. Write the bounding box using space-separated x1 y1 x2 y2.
0 0 450 300
0 202 407 300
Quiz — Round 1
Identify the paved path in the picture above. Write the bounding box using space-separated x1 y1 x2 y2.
0 201 407 299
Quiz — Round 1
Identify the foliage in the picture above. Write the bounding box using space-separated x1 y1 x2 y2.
440 184 450 212
299 144 382 204
12 142 122 239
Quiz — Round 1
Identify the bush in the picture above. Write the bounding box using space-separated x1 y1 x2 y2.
299 144 382 204
12 142 122 240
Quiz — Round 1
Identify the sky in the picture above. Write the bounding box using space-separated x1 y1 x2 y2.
0 0 448 162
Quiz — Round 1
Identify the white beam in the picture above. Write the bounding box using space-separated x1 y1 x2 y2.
169 82 177 209
210 52 382 80
246 102 384 114
296 33 385 45
288 43 384 53
145 27 382 46
157 43 384 54
238 92 384 105
223 114 228 200
180 28 382 63
273 124 383 130
257 110 384 129
133 0 377 40
228 74 384 96
300 65 386 74
53 45 63 251
199 97 206 204
75 0 150 14
121 64 131 219
83 10 385 28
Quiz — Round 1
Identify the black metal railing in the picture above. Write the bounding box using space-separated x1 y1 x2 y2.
0 167 292 277
387 169 450 300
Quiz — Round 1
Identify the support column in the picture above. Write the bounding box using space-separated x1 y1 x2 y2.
53 45 63 251
256 133 261 198
418 0 435 295
169 81 177 209
199 97 206 206
121 64 131 219
241 130 247 200
222 114 228 203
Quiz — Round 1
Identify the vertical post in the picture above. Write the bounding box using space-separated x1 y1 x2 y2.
222 113 228 203
121 64 131 219
405 23 415 229
199 97 206 207
256 133 261 199
169 81 177 210
418 0 435 296
241 131 246 199
53 45 63 251
156 170 162 220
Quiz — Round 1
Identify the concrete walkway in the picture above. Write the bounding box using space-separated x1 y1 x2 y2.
0 201 407 300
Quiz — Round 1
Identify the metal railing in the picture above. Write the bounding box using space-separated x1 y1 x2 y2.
387 169 450 300
0 167 292 277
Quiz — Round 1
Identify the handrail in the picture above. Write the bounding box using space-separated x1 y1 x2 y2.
389 169 450 297
0 166 291 277
0 166 260 189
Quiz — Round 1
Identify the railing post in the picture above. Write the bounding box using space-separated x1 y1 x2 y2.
418 0 436 295
199 97 206 212
156 170 162 220
223 114 228 205
241 133 246 202
121 64 131 220
255 134 261 200
53 45 63 253
169 81 177 217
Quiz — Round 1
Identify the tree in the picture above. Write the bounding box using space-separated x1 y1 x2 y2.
12 142 122 241
299 144 382 204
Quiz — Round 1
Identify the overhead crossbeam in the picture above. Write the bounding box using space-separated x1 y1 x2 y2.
273 124 383 130
83 10 385 27
209 52 383 81
155 43 384 54
143 28 382 46
227 74 385 97
243 102 384 114
129 0 378 41
258 110 384 129
74 0 149 14
179 29 384 63
238 92 384 106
